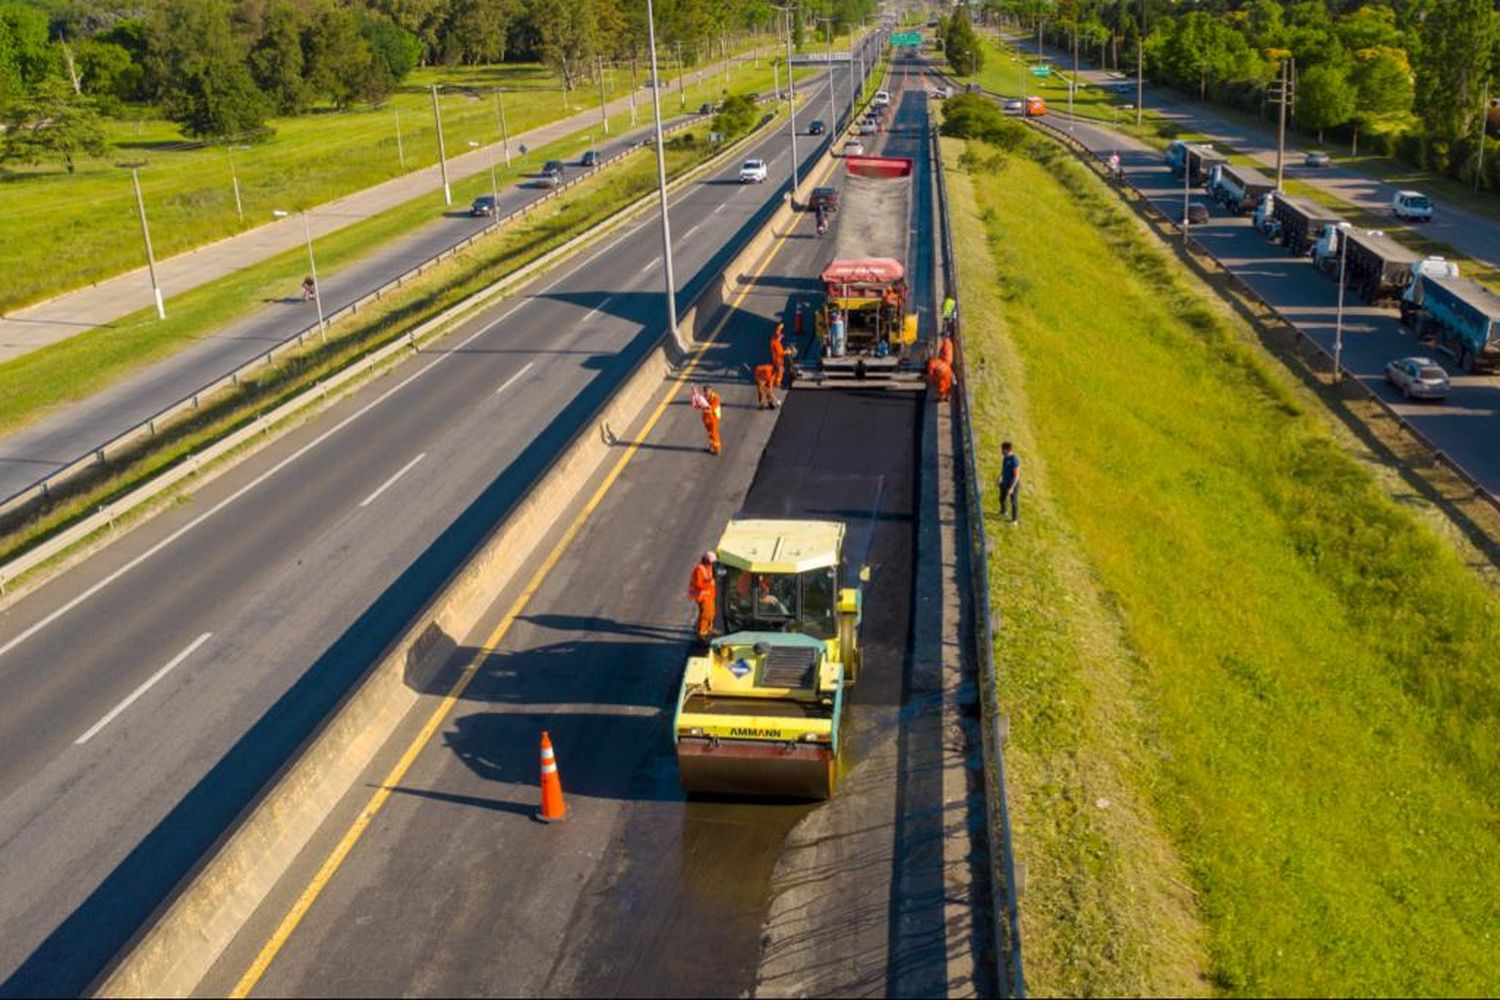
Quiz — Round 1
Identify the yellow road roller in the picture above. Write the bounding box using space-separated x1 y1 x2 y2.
673 519 865 800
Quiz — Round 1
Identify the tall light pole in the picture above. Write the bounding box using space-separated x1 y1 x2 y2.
1182 157 1191 245
1135 0 1144 127
1475 83 1490 195
597 56 610 135
275 209 325 342
121 163 165 320
1274 56 1293 192
645 0 681 351
819 17 838 130
226 143 249 226
676 40 686 109
468 140 499 218
394 108 406 169
494 90 512 166
430 85 452 205
1333 227 1348 383
774 5 800 200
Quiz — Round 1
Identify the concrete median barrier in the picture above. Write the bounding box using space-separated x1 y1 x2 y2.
93 116 843 1000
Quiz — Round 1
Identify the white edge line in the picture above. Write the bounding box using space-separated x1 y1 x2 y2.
75 632 213 745
358 452 427 508
495 361 536 396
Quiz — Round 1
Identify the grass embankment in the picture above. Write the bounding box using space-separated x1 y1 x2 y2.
0 126 732 567
943 133 1500 995
0 49 805 313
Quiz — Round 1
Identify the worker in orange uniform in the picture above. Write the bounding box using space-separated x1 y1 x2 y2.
927 356 954 401
701 384 722 454
769 325 788 389
938 334 954 367
687 550 717 645
754 363 779 409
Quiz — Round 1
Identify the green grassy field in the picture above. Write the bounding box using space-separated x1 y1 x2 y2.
0 45 818 313
943 134 1500 995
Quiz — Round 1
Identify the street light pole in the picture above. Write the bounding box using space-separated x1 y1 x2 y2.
676 41 685 109
645 0 681 351
597 56 610 135
821 18 837 131
1182 158 1191 245
494 90 512 167
1135 0 1144 127
1333 229 1348 383
775 5 800 201
1275 57 1292 192
394 108 406 169
227 144 245 225
126 165 165 320
431 85 452 205
276 209 326 343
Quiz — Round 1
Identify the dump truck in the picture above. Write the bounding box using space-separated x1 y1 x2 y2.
1206 162 1274 216
1164 140 1226 186
811 156 922 385
674 519 865 800
1273 195 1341 255
1401 272 1500 373
1311 223 1459 304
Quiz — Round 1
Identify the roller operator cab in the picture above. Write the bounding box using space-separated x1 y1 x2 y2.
674 519 866 801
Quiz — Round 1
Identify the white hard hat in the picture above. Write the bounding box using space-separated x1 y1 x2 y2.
703 550 717 563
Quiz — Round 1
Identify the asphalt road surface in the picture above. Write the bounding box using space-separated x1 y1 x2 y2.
190 56 966 999
1003 30 1500 270
0 60 870 997
1028 110 1500 497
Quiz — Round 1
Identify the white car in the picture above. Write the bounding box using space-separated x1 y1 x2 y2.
872 90 891 107
1384 356 1450 400
1393 190 1434 222
739 159 768 183
1003 98 1024 114
857 120 877 135
929 85 951 99
842 138 865 156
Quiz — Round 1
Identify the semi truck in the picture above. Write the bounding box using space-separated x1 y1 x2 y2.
1311 223 1459 304
1206 162 1274 216
673 519 865 800
812 156 922 385
1401 272 1500 373
1164 140 1227 186
1273 194 1341 255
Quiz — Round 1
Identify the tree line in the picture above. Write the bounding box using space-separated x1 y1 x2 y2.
977 0 1498 189
0 0 876 168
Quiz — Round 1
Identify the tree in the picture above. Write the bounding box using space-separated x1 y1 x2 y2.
146 0 270 138
0 2 59 108
944 5 984 77
1348 45 1413 154
73 38 142 104
249 0 308 114
2 77 108 172
362 15 423 82
1295 62 1356 143
305 5 380 109
1414 0 1495 175
532 0 600 91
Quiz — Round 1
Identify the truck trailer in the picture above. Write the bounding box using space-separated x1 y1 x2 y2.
1311 223 1458 304
1165 140 1227 186
812 156 922 385
1401 272 1500 373
1273 195 1341 256
674 519 865 800
1206 162 1274 216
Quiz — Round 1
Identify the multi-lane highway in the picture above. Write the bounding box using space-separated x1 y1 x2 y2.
186 53 983 998
0 56 885 996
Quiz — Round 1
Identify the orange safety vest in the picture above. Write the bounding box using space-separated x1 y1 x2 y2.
689 562 715 602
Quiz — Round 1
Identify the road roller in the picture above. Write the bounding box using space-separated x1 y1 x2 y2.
673 519 865 800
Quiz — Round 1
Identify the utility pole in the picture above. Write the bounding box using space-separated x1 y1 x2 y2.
1476 82 1491 195
125 165 165 319
394 108 406 169
1333 229 1348 383
597 56 610 135
1273 57 1293 192
676 40 686 109
775 5 800 200
1182 158 1191 245
495 90 511 166
645 0 681 351
630 53 639 127
1136 0 1145 127
430 85 452 205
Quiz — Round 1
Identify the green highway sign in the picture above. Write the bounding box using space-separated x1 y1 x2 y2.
891 32 922 46
1030 64 1053 77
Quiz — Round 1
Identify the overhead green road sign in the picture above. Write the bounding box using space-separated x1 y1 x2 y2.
1030 64 1053 77
891 32 922 46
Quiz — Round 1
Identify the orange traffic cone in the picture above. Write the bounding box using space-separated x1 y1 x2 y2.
537 730 567 822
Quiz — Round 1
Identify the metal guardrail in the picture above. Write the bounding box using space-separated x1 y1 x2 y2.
926 77 1027 998
0 111 721 523
1020 112 1500 519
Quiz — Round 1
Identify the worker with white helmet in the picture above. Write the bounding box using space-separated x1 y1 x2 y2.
687 550 718 645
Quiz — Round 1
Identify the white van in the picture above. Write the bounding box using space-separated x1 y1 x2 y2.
1392 190 1434 222
872 90 891 108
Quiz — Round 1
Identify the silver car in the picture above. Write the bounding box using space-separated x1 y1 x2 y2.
1384 356 1450 400
1304 150 1331 167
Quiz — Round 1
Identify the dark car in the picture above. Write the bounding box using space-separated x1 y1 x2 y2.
1186 202 1211 225
580 149 600 168
540 159 566 187
470 195 498 218
698 102 715 115
809 119 826 135
811 186 839 213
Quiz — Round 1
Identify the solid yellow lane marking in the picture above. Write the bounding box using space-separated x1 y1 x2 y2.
230 198 813 999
